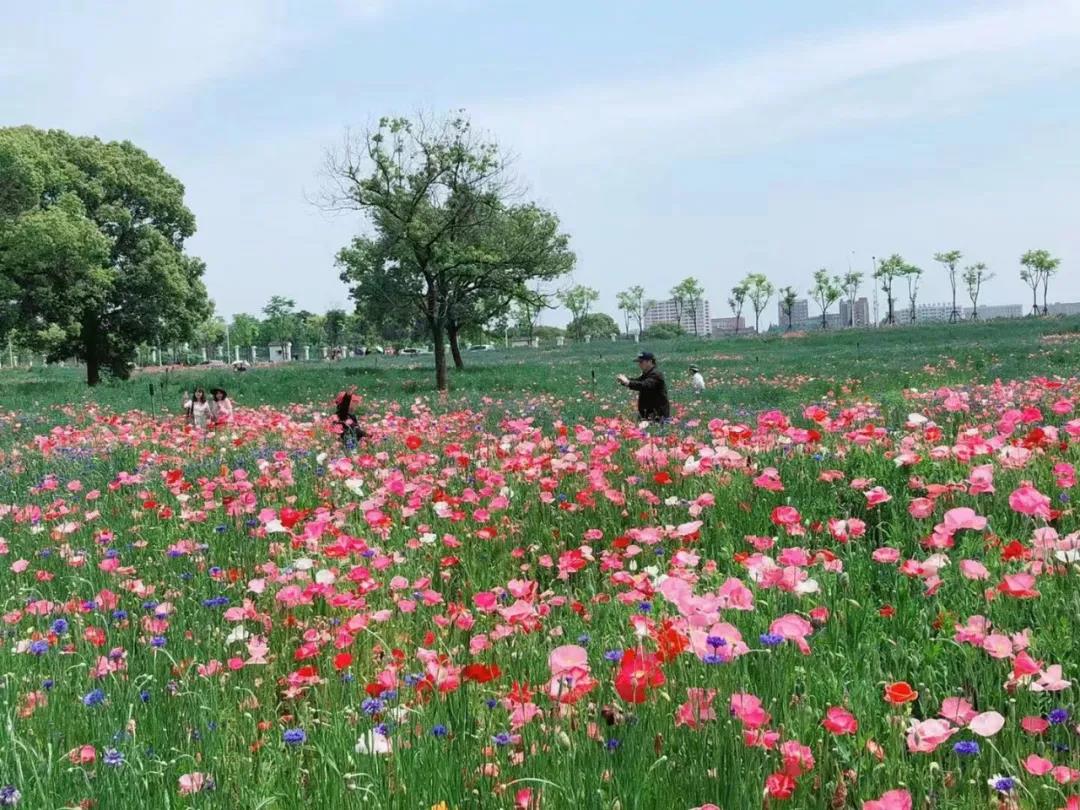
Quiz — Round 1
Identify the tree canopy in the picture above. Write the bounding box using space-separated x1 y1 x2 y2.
324 114 573 389
0 126 210 383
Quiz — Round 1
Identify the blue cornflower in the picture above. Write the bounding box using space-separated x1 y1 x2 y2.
703 654 725 665
432 724 448 738
578 634 591 644
141 601 158 611
403 673 423 687
1060 492 1070 503
705 636 728 649
208 566 222 576
83 689 105 707
379 689 398 702
374 723 389 737
606 738 620 751
637 601 652 613
603 649 624 663
759 633 784 647
42 679 54 691
139 690 151 703
991 777 1017 793
28 640 49 656
953 740 980 756
150 636 166 648
103 749 124 767
51 619 69 635
0 785 20 806
214 525 228 533
341 673 355 683
201 596 229 608
361 698 383 716
111 610 128 622
283 728 306 746
1049 708 1070 725
492 732 512 746
485 699 498 710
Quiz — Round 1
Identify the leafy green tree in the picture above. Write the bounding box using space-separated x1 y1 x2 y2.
0 126 210 384
558 285 599 340
962 262 993 320
670 277 706 335
933 250 963 322
1020 249 1060 316
261 296 296 344
324 114 555 390
744 273 774 334
810 268 842 329
641 322 686 340
874 254 907 325
904 264 922 322
615 289 636 335
568 312 619 340
229 313 262 351
324 308 348 347
778 285 798 330
840 271 863 326
727 280 749 335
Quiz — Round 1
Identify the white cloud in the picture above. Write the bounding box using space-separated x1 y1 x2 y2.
474 0 1080 164
1 0 390 131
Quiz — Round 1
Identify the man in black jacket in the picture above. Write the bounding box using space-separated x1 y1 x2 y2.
617 351 671 421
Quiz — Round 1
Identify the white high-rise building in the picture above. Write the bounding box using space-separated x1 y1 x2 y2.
643 298 712 335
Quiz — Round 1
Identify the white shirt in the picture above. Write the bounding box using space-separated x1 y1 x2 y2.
691 372 705 392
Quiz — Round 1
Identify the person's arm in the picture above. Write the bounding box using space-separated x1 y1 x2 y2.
626 375 658 392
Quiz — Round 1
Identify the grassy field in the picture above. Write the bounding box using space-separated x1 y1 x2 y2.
1 317 1080 809
3 316 1079 420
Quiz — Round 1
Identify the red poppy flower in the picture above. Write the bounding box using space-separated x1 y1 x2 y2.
333 652 353 671
463 663 502 684
405 435 422 450
765 772 796 799
614 649 665 704
883 681 918 705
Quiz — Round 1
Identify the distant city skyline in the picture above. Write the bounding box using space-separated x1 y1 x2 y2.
4 1 1080 329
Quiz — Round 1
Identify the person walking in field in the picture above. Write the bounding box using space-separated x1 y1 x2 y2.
209 388 233 425
183 388 212 429
689 364 705 396
333 389 366 448
617 351 671 422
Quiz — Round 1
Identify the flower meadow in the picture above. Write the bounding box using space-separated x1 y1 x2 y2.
2 373 1080 809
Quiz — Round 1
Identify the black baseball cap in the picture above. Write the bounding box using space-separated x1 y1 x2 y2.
635 351 656 362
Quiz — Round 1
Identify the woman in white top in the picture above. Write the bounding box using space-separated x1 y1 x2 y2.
183 388 212 429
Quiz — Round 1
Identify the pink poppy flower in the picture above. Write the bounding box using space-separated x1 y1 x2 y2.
1009 483 1052 519
939 697 977 725
863 789 912 810
906 718 956 753
822 706 858 735
769 613 813 655
1024 755 1054 776
968 711 1005 737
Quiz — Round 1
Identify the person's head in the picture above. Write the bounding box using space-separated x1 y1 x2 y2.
194 388 206 403
689 365 699 375
211 388 227 401
335 389 355 419
635 351 657 372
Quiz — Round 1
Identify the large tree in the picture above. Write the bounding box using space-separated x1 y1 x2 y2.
323 114 548 390
0 126 210 384
439 203 573 368
261 295 297 344
744 273 774 334
933 250 963 323
1019 249 1060 316
810 268 842 329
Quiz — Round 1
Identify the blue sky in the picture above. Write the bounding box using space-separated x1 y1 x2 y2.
4 0 1080 327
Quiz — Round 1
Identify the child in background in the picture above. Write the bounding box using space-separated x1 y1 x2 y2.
334 389 366 449
690 365 706 396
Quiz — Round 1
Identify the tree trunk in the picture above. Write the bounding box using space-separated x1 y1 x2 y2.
84 315 101 386
787 312 793 330
425 276 449 391
448 321 465 370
